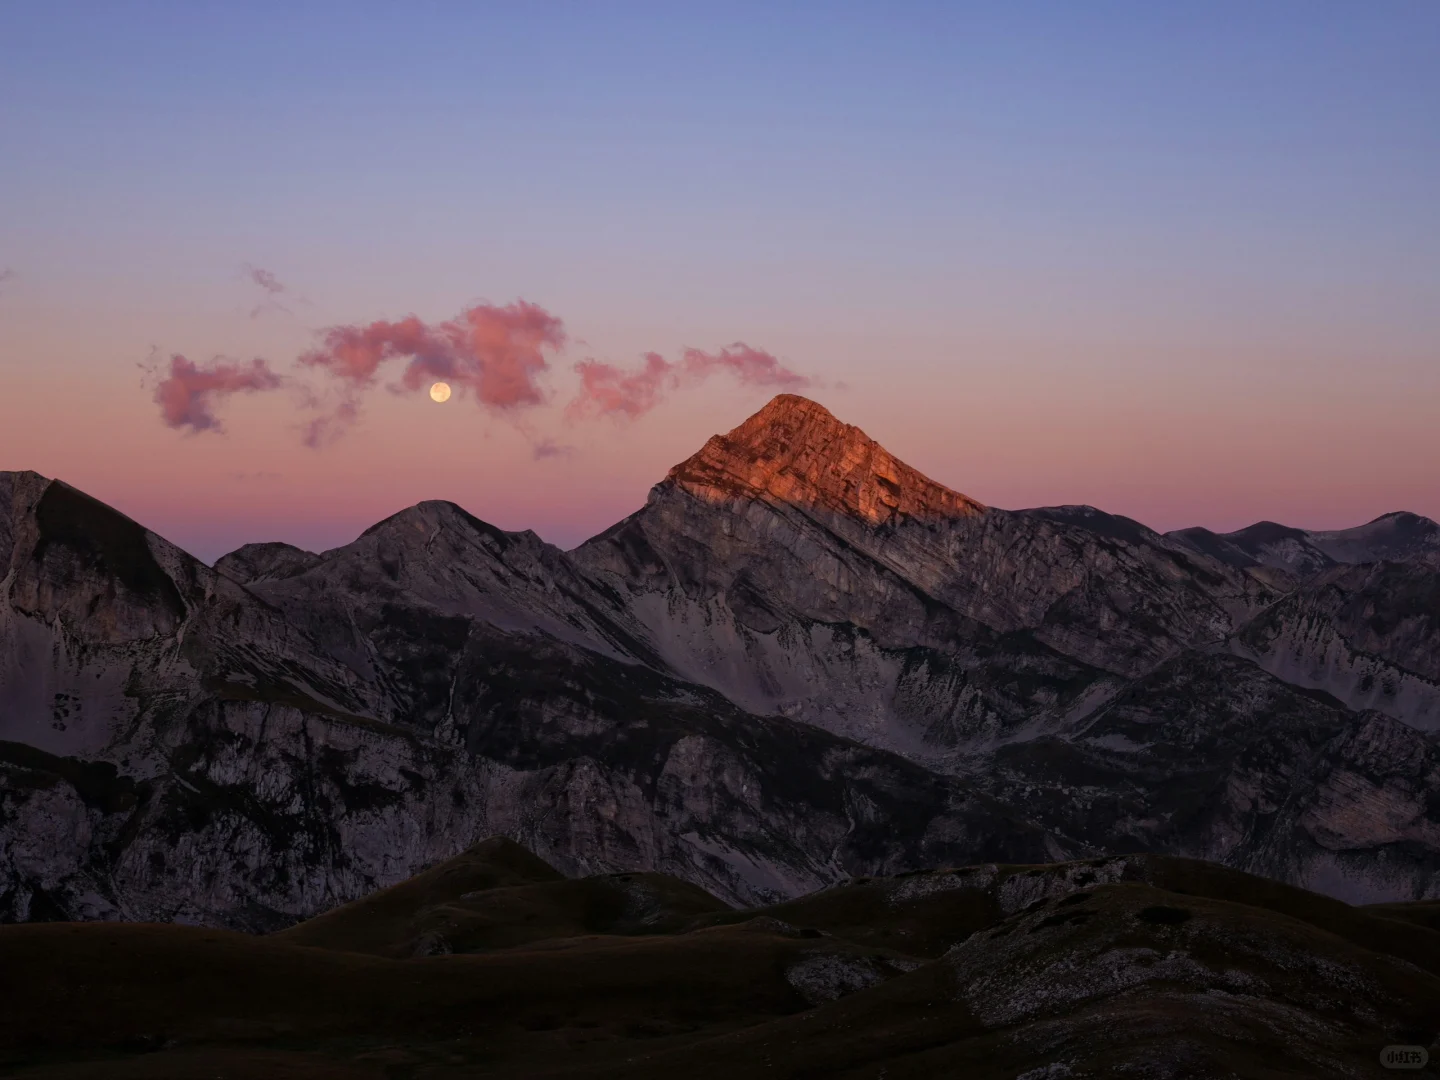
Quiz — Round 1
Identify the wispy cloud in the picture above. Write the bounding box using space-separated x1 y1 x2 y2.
532 438 575 460
244 264 296 318
681 343 811 389
567 342 810 421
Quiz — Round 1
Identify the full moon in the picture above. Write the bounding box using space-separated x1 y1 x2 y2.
429 382 452 403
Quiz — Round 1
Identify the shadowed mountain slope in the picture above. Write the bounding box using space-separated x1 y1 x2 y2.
1232 555 1440 728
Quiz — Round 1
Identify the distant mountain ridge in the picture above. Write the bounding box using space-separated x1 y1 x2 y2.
1165 510 1440 578
3 395 1439 930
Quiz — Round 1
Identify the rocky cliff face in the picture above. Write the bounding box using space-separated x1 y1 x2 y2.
572 396 1276 757
984 651 1440 903
1232 556 1440 729
3 395 1439 927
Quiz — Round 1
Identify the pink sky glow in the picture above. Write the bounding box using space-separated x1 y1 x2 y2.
2 281 1435 565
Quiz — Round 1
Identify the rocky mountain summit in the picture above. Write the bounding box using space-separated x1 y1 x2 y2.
667 393 986 525
3 395 1439 930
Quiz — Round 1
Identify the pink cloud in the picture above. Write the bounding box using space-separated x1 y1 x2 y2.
567 341 810 420
299 315 442 385
153 354 283 433
680 343 812 390
296 301 566 438
568 352 676 420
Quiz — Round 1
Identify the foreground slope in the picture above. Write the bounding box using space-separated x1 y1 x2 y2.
1 843 1435 1079
273 836 731 957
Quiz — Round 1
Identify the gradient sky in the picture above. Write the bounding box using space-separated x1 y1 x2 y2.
2 2 1437 563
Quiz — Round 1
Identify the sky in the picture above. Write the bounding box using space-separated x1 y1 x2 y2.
1 2 1437 563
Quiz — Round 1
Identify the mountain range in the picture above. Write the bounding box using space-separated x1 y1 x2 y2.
3 393 1439 930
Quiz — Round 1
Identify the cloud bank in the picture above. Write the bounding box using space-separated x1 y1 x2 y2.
150 287 812 445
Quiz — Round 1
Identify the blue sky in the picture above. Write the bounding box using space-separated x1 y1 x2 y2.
2 2 1437 559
